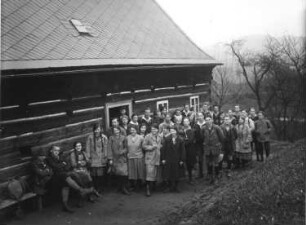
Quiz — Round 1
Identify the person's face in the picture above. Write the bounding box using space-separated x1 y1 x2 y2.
220 113 225 119
214 106 219 112
145 109 151 117
38 155 46 160
234 106 240 112
163 128 170 136
130 127 137 135
140 126 146 133
156 111 161 117
162 108 167 114
51 147 60 157
203 104 208 111
132 115 138 122
224 117 231 125
75 143 82 151
258 113 264 120
151 127 158 135
174 118 180 124
241 111 247 118
239 118 244 124
165 114 171 122
112 119 119 127
122 117 128 125
197 113 204 121
183 118 190 127
228 110 233 116
113 127 120 135
184 105 189 110
121 109 126 115
205 117 212 126
176 110 181 116
94 126 101 134
250 109 256 116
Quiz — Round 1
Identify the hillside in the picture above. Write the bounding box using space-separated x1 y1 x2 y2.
162 139 305 225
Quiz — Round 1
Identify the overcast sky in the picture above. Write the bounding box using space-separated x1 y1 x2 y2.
156 0 305 47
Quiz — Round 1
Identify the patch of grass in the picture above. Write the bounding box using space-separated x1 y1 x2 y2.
163 139 305 225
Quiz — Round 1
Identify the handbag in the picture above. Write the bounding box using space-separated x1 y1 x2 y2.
7 178 25 200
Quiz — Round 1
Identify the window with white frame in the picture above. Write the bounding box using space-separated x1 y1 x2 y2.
156 100 169 112
190 96 199 112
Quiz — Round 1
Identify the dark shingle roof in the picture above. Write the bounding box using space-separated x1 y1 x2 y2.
1 0 218 70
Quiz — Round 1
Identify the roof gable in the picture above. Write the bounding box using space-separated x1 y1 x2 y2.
1 0 217 70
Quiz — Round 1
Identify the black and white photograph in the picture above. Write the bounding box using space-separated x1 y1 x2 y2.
0 0 305 224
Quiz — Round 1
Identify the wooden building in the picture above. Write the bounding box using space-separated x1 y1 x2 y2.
0 0 219 182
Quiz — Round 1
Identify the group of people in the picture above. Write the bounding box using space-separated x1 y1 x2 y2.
32 102 272 213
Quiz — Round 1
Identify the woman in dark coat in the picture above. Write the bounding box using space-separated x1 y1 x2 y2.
161 127 185 192
182 117 196 184
70 142 100 205
107 127 130 195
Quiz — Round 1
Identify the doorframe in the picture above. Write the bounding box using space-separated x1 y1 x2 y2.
105 99 133 129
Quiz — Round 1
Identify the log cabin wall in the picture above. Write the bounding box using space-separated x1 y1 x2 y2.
0 65 213 182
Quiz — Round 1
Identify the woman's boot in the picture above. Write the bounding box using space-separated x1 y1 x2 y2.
146 181 151 197
62 187 74 213
121 177 130 195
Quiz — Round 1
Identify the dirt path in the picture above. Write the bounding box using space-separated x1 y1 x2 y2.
6 179 206 225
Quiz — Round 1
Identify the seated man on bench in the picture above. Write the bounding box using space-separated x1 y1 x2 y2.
32 152 53 209
46 145 92 213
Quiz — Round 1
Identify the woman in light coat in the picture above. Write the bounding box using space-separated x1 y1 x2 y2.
234 117 253 167
126 126 145 191
142 124 162 197
86 124 108 193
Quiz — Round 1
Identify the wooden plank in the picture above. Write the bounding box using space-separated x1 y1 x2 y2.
31 132 91 155
0 192 37 210
0 162 31 182
1 96 105 121
1 109 102 137
0 118 102 155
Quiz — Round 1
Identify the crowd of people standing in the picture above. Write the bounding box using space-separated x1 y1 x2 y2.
32 102 272 213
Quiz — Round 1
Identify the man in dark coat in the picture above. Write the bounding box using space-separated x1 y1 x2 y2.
140 107 153 133
182 117 196 184
201 115 224 184
161 127 185 192
193 112 206 178
220 115 237 177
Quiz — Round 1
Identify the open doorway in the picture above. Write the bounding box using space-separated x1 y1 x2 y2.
105 100 132 128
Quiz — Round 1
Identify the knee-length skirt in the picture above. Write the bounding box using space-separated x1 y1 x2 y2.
128 158 145 180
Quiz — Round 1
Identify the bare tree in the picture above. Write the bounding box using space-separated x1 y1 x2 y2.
228 40 276 111
211 66 232 108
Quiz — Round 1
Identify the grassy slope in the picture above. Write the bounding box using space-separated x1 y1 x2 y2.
163 139 305 225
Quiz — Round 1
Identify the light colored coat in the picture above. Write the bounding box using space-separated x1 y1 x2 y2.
86 133 108 167
142 133 162 166
235 124 252 153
